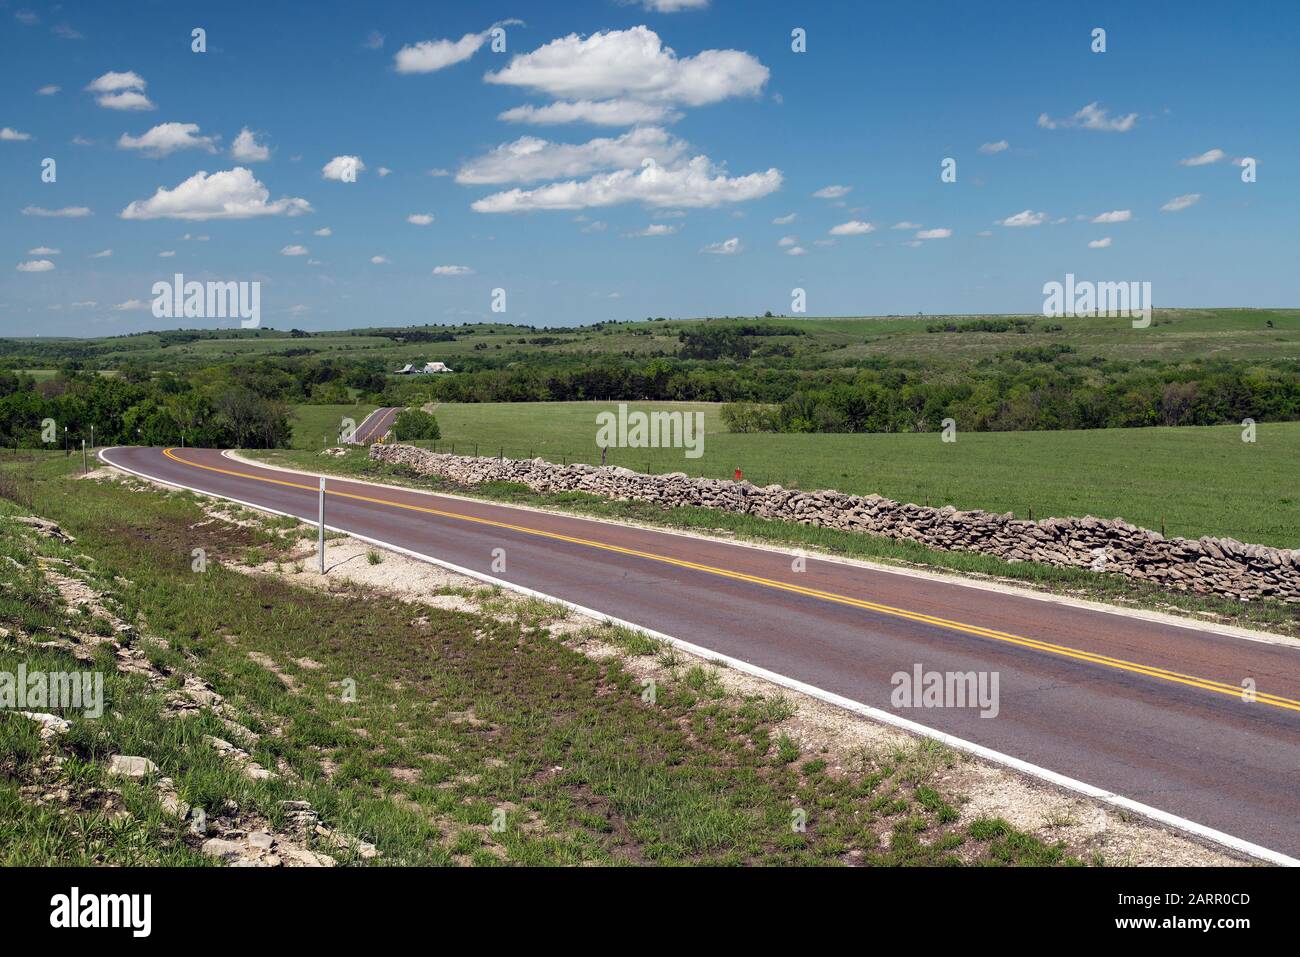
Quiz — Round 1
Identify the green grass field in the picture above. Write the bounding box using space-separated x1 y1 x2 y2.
326 401 1300 547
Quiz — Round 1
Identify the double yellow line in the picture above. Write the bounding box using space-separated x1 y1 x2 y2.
160 447 1300 714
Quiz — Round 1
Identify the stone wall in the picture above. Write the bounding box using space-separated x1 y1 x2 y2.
368 444 1300 604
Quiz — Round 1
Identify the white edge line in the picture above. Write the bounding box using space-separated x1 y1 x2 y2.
221 450 1299 651
98 446 1298 867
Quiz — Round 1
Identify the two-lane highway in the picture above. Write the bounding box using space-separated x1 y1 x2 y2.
350 407 402 445
101 444 1300 862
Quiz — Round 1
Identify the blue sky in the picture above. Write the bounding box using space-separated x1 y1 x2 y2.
2 0 1297 335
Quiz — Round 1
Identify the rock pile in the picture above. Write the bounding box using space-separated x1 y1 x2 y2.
370 444 1300 604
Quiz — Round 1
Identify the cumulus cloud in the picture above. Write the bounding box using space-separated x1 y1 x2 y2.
37 85 60 95
892 221 921 230
1037 102 1136 132
1088 237 1112 248
1090 209 1131 223
394 29 495 73
997 209 1046 227
829 220 874 235
627 223 677 237
314 227 332 236
786 245 806 256
772 212 796 225
1179 148 1225 166
813 184 851 199
120 168 312 220
1161 193 1200 212
23 205 91 217
322 155 365 181
433 265 474 275
499 99 679 126
16 259 55 272
643 0 708 9
231 127 270 162
370 256 390 264
978 140 1009 154
27 246 60 255
916 228 952 239
485 26 767 107
117 122 217 156
89 249 112 258
701 237 741 255
407 213 435 225
1 127 33 141
85 71 154 110
281 245 308 256
457 128 687 185
471 155 780 213
777 235 796 246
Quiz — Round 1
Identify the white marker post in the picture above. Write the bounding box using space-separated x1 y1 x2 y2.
318 476 326 575
81 439 86 474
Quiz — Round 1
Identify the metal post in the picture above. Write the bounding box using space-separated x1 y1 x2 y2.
318 477 326 574
82 439 87 473
90 425 94 450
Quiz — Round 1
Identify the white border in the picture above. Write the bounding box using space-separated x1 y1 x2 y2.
99 446 1299 866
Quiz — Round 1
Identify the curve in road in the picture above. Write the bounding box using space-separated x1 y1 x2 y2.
99 444 1300 864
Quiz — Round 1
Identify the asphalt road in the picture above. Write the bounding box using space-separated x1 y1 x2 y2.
100 444 1300 862
350 407 401 445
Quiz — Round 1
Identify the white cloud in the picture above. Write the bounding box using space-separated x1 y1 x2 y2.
976 230 992 237
322 155 365 181
394 31 490 74
893 222 924 231
1088 237 1112 248
70 301 97 308
71 135 93 146
407 213 435 225
786 245 806 256
627 223 677 237
428 168 451 177
485 26 768 107
1037 102 1136 132
158 250 175 257
701 237 742 255
370 255 389 264
997 209 1047 227
281 245 308 256
86 71 154 110
471 154 781 213
231 127 270 162
22 205 91 217
114 299 149 311
15 10 39 25
978 140 1009 154
314 227 332 236
89 249 112 258
1 127 33 141
771 212 796 225
16 259 55 272
37 85 60 95
829 219 874 235
27 247 60 255
363 31 384 50
53 23 84 40
120 168 312 220
499 99 679 127
1179 148 1225 167
916 228 952 239
643 0 708 9
433 265 473 275
377 167 392 177
813 184 851 199
1161 193 1200 212
1090 209 1131 223
118 122 217 157
457 128 686 185
777 235 796 246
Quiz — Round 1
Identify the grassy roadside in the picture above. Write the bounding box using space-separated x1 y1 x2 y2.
251 445 1300 640
0 453 1075 866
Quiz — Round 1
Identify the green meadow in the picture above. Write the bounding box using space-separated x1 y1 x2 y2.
303 401 1299 547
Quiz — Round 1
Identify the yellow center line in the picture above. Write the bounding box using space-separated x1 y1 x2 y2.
159 447 1300 714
